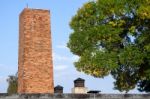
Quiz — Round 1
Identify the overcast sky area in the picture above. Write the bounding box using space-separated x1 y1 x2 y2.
0 0 140 93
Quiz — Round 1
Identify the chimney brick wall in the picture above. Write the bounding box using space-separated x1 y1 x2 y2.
18 8 54 93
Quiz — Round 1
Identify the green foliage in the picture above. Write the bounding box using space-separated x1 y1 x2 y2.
68 0 150 92
7 75 18 95
138 80 150 92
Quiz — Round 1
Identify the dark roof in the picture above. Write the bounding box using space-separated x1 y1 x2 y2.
74 78 85 82
54 85 63 89
87 90 101 94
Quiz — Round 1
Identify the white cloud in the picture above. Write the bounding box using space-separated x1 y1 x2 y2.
71 55 79 62
53 52 79 62
0 64 17 75
56 44 69 50
54 65 68 71
53 52 70 61
54 71 68 78
0 76 8 93
0 64 16 70
54 65 70 78
0 76 7 83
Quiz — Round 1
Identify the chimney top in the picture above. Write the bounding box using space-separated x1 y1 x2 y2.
74 78 85 82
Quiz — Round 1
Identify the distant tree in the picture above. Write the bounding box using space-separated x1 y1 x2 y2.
7 74 18 95
68 0 150 92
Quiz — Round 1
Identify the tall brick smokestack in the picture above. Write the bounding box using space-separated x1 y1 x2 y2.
18 8 54 93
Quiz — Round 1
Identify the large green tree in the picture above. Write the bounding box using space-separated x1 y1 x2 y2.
68 0 150 92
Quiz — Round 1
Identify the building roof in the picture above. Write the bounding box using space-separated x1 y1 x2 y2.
54 85 63 89
87 90 101 94
74 78 85 82
87 90 101 93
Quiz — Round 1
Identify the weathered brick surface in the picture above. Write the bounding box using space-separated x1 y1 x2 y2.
18 8 54 93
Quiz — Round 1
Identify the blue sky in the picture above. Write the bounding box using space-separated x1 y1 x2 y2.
0 0 139 93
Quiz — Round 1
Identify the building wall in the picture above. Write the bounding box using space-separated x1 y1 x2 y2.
0 94 150 99
18 8 54 93
72 87 88 94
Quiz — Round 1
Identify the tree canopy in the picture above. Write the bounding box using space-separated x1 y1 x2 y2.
7 75 18 95
67 0 150 92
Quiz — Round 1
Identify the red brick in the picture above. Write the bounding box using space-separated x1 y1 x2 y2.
18 8 54 93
